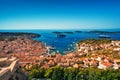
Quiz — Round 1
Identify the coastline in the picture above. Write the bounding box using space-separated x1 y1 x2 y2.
0 29 120 54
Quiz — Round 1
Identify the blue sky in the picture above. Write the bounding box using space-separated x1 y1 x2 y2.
0 0 120 30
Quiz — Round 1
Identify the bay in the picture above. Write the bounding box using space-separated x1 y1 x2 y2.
0 29 120 54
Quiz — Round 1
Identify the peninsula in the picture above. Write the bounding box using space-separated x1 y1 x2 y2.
0 32 41 40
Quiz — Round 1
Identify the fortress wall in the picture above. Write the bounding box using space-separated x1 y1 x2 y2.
0 68 11 80
0 59 19 80
9 59 19 73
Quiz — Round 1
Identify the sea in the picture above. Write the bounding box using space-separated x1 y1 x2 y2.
0 29 120 54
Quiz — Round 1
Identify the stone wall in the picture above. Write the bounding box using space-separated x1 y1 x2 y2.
0 69 11 80
0 59 19 80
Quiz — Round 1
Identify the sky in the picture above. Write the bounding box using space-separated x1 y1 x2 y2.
0 0 120 30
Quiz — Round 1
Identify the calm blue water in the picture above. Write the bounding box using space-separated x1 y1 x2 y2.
0 29 120 54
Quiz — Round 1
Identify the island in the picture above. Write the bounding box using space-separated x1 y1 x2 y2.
88 30 120 34
57 34 66 38
52 31 63 34
63 32 74 34
52 31 74 34
75 31 82 33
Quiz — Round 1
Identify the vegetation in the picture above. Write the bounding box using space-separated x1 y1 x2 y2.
63 32 74 34
0 32 41 39
52 32 63 34
0 37 18 41
29 66 120 80
75 31 82 33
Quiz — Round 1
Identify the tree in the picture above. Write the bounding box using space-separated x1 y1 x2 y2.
38 67 45 78
51 66 64 80
28 65 120 80
29 69 39 79
44 67 53 78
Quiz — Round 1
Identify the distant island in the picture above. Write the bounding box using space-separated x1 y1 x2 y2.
52 31 74 34
75 31 82 33
88 30 120 34
52 30 120 35
52 31 63 34
63 32 74 34
57 34 66 38
52 31 75 38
